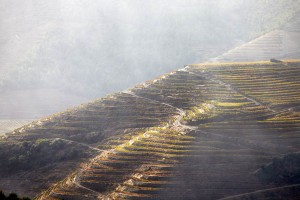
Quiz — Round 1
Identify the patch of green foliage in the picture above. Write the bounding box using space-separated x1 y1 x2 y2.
0 139 92 176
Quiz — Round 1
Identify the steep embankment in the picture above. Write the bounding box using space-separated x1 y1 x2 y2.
2 60 300 199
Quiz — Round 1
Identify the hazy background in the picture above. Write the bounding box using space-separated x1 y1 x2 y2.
1 0 300 119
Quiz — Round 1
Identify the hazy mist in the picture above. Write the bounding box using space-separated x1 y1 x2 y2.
1 0 300 118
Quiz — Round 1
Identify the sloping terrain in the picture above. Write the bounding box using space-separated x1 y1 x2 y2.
0 90 178 197
2 12 298 136
2 0 300 137
214 14 300 62
1 60 300 199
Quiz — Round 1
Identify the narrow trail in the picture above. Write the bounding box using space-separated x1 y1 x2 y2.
38 139 105 199
72 169 104 197
53 138 104 152
122 90 197 131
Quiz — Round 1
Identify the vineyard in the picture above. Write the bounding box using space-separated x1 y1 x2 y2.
0 60 299 199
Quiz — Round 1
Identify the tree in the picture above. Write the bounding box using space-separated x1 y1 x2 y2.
0 191 6 200
0 191 31 200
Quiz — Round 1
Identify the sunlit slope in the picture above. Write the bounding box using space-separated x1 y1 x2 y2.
30 60 300 199
0 93 178 197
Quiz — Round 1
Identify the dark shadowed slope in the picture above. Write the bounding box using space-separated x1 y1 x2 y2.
1 60 300 199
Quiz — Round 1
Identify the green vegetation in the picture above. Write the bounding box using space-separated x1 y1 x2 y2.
0 139 93 176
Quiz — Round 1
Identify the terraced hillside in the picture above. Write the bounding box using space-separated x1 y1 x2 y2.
214 14 300 62
2 2 300 137
1 60 300 199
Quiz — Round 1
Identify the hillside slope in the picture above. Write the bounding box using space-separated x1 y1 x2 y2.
1 60 300 199
1 0 300 136
213 13 300 62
